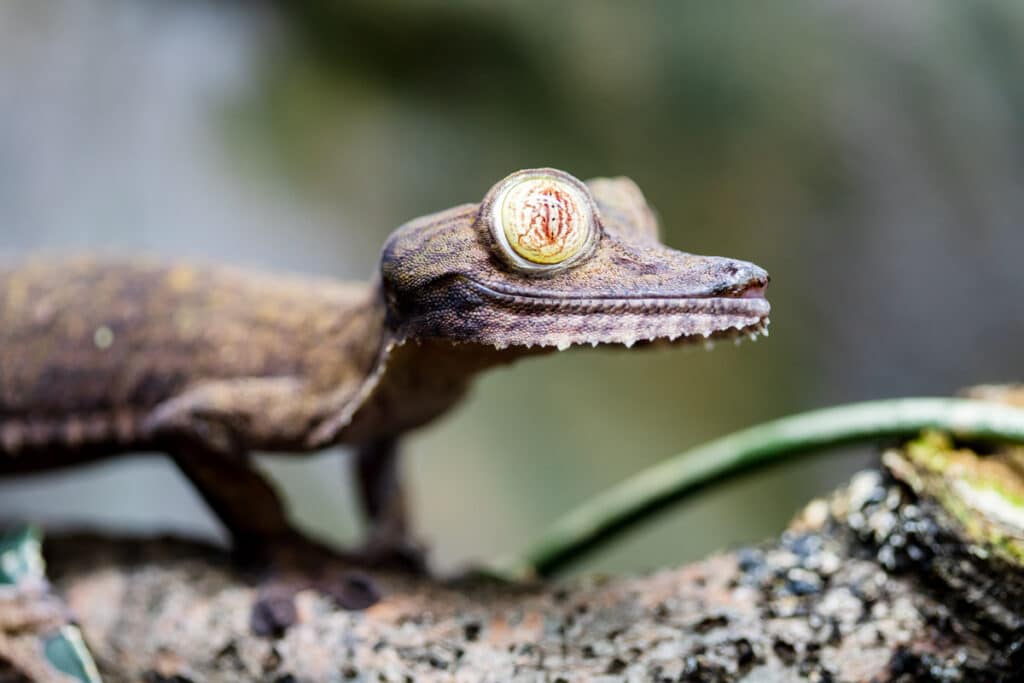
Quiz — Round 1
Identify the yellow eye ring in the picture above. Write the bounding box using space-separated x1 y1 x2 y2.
485 169 598 274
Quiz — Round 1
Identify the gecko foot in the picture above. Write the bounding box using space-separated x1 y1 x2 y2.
240 532 426 637
250 570 381 637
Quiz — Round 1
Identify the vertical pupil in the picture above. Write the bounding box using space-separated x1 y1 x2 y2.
499 176 590 265
520 186 573 251
528 188 571 244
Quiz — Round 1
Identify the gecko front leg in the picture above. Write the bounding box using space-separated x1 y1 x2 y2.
144 377 424 565
143 377 328 552
167 446 382 638
353 437 425 572
170 446 310 561
144 378 393 635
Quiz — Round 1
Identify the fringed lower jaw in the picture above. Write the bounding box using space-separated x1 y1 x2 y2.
465 297 771 351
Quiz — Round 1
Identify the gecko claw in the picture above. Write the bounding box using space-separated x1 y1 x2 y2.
250 569 382 638
251 583 299 638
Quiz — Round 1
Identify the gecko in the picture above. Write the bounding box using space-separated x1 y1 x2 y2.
0 168 769 633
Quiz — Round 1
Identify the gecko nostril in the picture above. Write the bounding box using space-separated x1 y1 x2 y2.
715 261 769 297
735 263 768 287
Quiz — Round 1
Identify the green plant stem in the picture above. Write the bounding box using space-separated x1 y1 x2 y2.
499 398 1024 578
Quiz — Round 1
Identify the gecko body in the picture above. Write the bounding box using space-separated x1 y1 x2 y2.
0 168 770 562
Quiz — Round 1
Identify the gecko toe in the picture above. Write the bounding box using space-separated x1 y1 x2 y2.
250 583 299 638
315 571 381 611
250 571 381 638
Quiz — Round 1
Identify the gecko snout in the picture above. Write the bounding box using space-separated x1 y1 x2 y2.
714 261 769 298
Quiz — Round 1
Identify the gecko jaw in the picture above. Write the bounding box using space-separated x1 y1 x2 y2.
415 275 771 352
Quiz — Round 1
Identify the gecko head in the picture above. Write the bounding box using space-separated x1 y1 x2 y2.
379 168 770 351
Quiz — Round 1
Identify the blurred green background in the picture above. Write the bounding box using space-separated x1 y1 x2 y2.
2 0 1024 574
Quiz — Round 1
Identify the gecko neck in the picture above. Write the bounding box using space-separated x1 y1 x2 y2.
336 325 545 445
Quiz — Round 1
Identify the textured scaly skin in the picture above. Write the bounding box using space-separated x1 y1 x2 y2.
0 168 771 658
0 169 770 559
0 260 384 463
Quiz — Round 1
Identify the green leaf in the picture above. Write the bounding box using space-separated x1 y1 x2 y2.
0 525 45 586
43 627 103 683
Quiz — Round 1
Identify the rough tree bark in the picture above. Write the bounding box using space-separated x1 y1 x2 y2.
3 439 1022 682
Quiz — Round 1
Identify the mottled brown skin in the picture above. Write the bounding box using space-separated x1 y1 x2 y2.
0 168 769 574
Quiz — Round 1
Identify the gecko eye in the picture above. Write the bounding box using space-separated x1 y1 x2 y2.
485 169 598 274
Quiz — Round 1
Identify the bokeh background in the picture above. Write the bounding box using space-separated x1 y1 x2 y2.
2 0 1023 574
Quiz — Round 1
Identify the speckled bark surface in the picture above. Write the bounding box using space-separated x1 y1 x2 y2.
24 468 1019 683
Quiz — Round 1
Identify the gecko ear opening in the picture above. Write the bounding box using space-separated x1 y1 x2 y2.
479 168 601 276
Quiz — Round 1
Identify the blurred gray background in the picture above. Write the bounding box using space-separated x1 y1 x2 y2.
2 0 1022 574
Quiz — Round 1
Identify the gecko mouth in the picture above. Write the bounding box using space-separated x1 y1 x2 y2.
462 278 770 350
466 278 769 316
